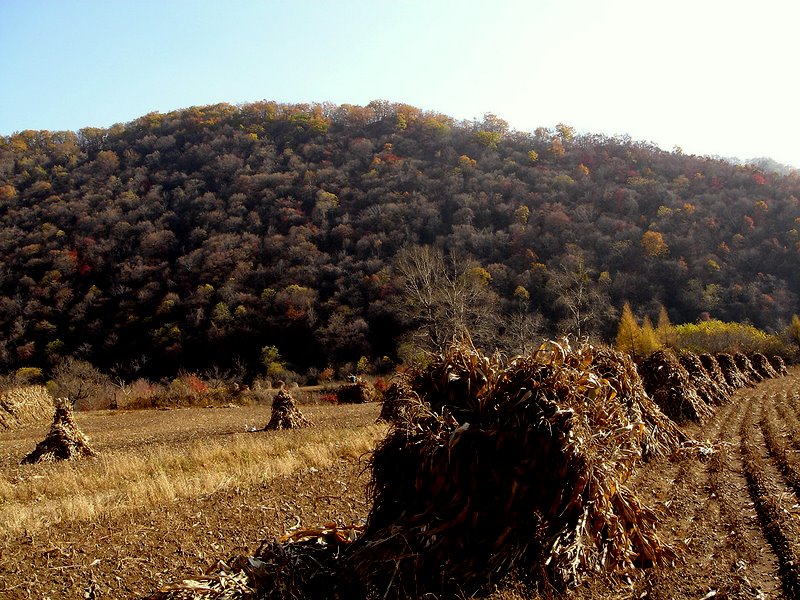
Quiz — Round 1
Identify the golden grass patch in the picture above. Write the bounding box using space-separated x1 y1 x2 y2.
0 423 385 535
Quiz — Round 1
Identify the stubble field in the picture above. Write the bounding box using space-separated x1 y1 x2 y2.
0 401 384 598
2 371 800 598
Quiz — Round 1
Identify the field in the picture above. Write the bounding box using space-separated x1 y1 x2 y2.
2 371 800 598
0 400 385 598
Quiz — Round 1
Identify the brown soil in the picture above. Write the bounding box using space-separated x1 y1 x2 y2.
2 373 800 598
0 402 378 599
574 370 800 600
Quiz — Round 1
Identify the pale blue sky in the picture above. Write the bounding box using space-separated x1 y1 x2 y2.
2 0 799 165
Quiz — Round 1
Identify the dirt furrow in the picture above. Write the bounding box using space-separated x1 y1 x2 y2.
739 389 800 598
620 389 783 598
695 390 783 598
772 391 800 450
785 388 800 414
761 397 800 497
705 393 779 584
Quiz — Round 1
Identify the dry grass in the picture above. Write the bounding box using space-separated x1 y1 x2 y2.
0 422 385 535
0 385 53 429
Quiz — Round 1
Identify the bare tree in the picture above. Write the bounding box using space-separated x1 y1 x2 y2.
394 245 500 352
547 246 616 339
502 309 546 355
108 368 131 410
48 357 111 409
109 356 147 409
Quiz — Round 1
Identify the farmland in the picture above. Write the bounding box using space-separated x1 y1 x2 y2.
2 371 800 598
0 401 384 598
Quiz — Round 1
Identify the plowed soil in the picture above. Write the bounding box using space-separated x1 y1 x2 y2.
0 402 380 599
2 371 800 599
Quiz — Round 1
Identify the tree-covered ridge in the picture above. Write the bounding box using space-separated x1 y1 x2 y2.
1 100 798 377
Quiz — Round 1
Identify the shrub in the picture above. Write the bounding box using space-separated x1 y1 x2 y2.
373 377 388 394
14 367 43 385
122 378 160 409
355 356 371 375
305 367 320 384
673 320 785 355
47 357 111 410
184 374 208 394
318 367 335 383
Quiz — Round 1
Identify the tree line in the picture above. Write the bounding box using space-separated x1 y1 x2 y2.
1 100 799 380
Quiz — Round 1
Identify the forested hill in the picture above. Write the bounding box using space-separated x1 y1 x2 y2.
1 100 799 378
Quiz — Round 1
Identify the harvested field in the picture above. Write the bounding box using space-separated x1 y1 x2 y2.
2 369 800 598
590 369 800 599
0 402 384 599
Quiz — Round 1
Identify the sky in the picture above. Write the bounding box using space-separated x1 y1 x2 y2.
2 0 799 166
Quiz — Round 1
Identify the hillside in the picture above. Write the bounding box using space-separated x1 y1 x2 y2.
1 101 799 377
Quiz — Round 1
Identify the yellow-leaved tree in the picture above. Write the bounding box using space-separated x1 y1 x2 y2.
641 231 669 257
786 314 800 350
642 231 669 258
655 305 676 348
615 302 661 360
640 316 661 356
615 302 639 356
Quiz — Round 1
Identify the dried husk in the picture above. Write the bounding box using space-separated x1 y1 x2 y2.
679 351 729 406
150 524 363 600
733 352 762 384
590 346 686 459
750 353 778 379
0 385 53 430
639 350 713 423
21 398 97 464
264 390 310 431
769 355 789 376
344 341 677 598
336 380 378 404
698 354 734 397
716 353 751 389
377 378 422 425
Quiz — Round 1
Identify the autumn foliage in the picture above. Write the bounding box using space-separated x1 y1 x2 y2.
1 100 799 378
